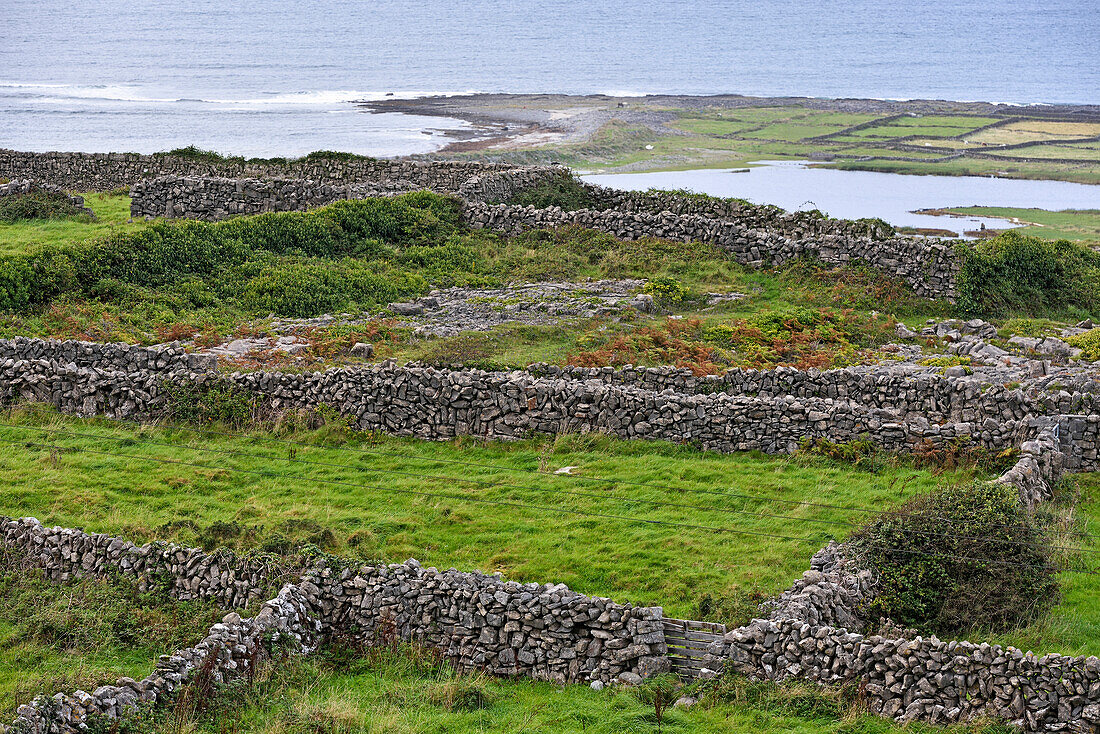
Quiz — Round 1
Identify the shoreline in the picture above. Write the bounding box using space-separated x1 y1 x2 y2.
360 93 1100 183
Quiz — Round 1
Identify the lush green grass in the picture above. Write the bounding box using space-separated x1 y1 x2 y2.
0 407 988 622
0 561 221 717
945 207 1100 243
0 192 144 255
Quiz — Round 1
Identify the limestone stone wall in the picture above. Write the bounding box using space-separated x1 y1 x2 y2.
464 202 960 299
126 169 565 220
528 363 1100 429
0 148 541 193
128 176 421 221
581 182 898 240
1 338 1096 489
706 617 1100 732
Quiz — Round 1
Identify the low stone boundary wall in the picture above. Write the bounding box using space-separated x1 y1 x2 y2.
0 148 543 193
581 182 897 240
0 349 1058 463
2 338 1097 492
529 362 1100 426
0 335 216 373
463 202 960 299
708 617 1100 731
127 169 565 220
128 176 423 221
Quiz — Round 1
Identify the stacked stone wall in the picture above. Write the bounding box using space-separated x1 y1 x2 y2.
581 183 897 240
2 338 1096 483
0 148 550 193
128 176 421 221
463 202 960 299
706 617 1100 731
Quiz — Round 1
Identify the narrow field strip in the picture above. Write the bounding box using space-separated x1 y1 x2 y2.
0 411 979 619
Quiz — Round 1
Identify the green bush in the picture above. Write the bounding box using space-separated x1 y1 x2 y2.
0 194 453 315
955 230 1100 317
1067 327 1100 360
243 258 424 317
0 191 89 223
642 276 689 308
509 172 595 210
848 482 1060 635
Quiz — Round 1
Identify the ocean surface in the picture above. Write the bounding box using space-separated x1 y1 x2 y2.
2 0 1097 157
584 162 1100 235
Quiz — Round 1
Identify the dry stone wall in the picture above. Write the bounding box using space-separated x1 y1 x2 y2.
126 169 565 219
1 338 1097 491
463 201 960 299
298 559 668 683
707 617 1100 732
129 176 421 221
528 363 1100 429
0 148 545 193
581 182 897 240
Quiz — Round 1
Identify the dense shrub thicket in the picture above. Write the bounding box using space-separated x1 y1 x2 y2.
849 482 1060 635
955 230 1100 317
0 191 90 223
0 194 461 316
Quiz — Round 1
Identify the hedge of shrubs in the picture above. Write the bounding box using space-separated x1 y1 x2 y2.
955 230 1100 317
0 194 462 317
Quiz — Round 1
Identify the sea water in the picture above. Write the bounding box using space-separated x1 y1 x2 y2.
2 0 1097 157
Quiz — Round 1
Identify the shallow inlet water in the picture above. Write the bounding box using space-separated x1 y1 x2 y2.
583 162 1100 235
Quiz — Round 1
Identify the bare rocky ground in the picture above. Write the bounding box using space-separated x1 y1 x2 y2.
202 280 747 360
192 294 1100 394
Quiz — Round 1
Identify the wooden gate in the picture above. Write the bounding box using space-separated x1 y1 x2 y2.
663 618 727 679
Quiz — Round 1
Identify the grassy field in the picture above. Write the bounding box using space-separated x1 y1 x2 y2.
0 407 992 621
0 407 1033 733
944 207 1100 243
0 560 222 718
0 191 144 255
1 408 1088 733
465 103 1100 184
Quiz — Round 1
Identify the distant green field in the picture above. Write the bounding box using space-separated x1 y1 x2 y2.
485 103 1100 183
945 207 1100 242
